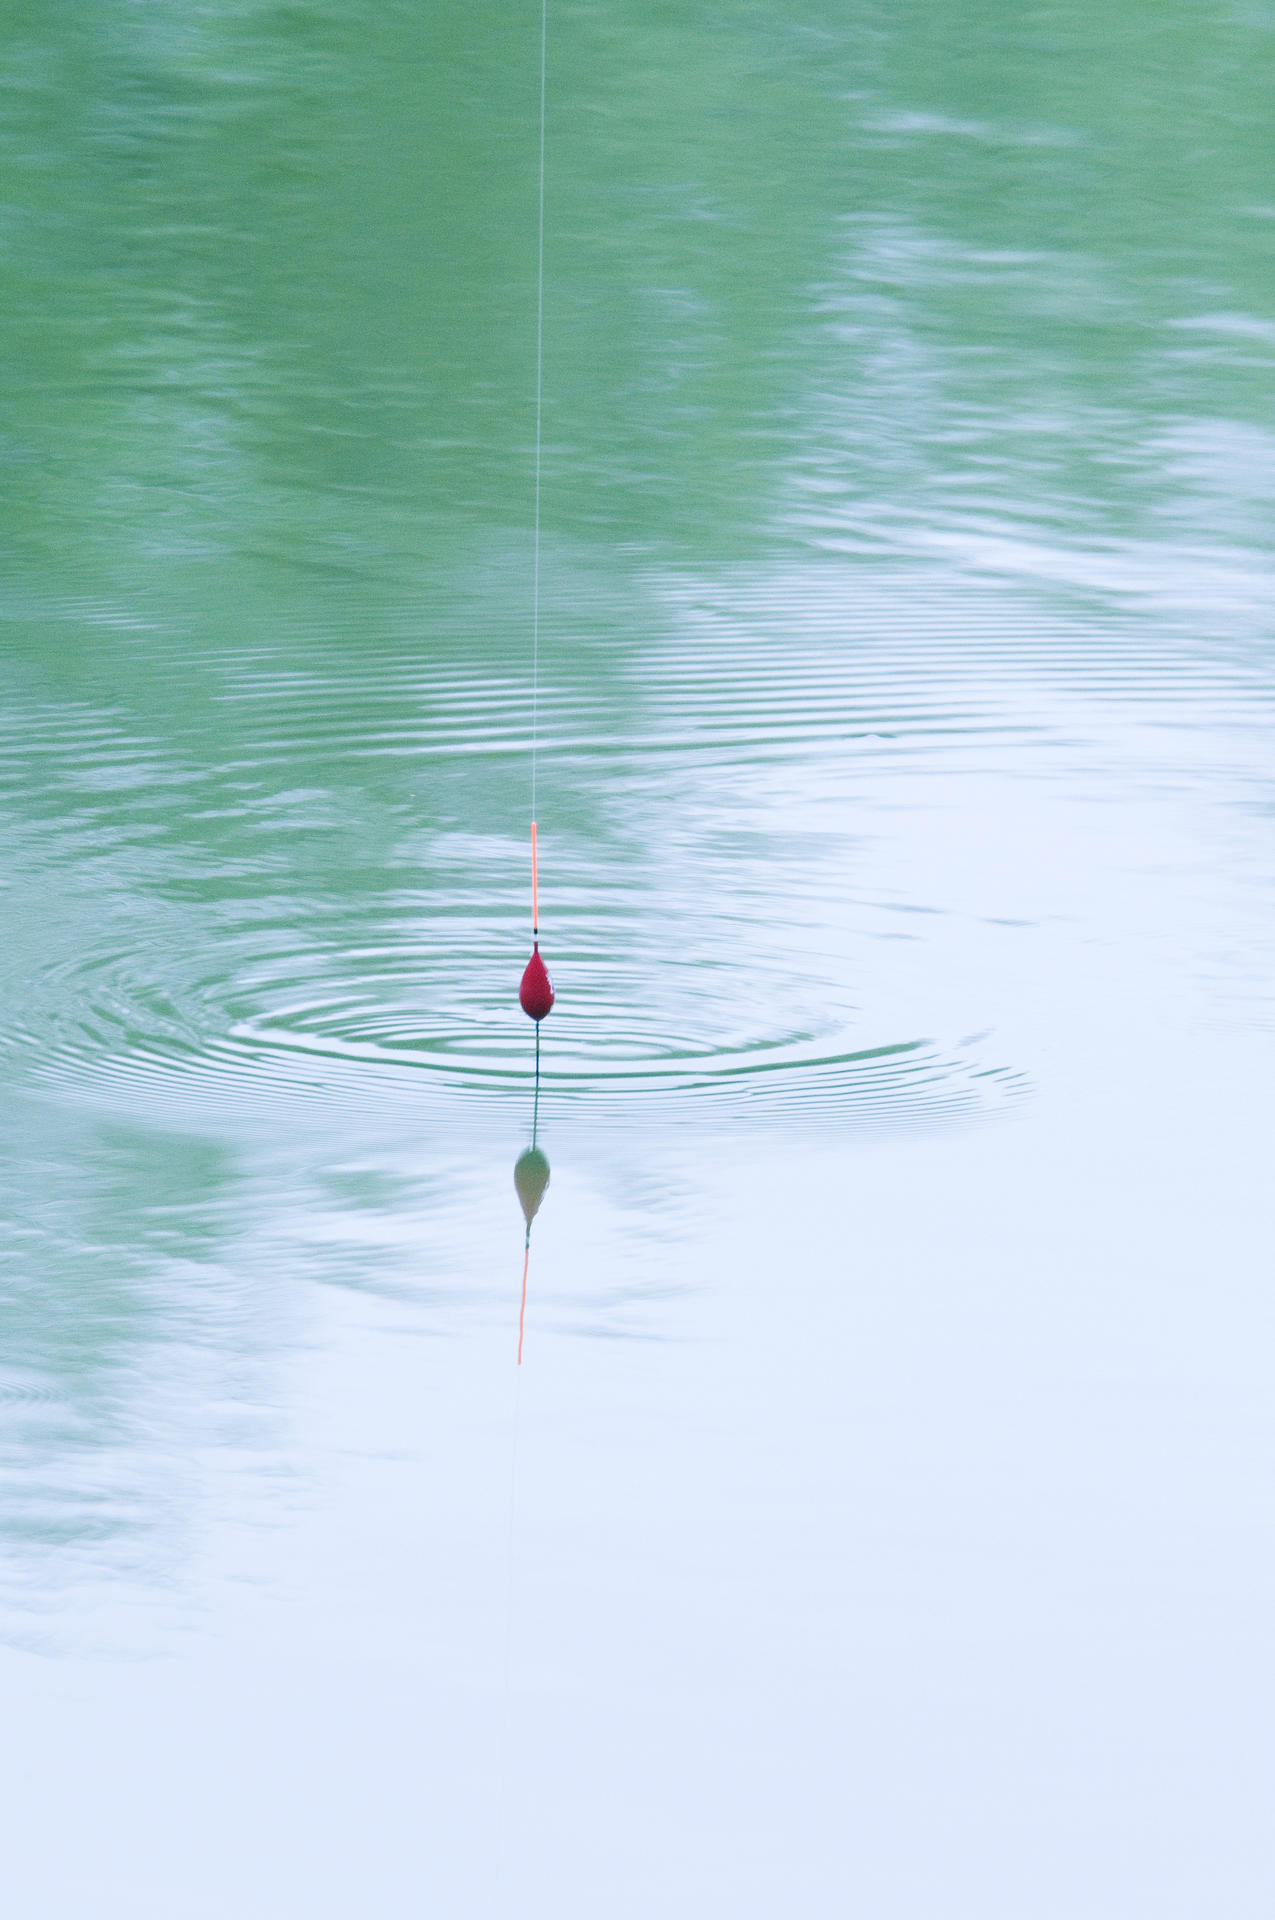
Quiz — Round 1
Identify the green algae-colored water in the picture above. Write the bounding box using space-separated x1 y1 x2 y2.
2 5 1274 1914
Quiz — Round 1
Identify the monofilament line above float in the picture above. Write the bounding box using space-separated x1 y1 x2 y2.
518 0 555 1040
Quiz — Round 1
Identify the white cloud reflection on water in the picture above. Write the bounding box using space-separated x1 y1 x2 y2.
2 546 1273 1915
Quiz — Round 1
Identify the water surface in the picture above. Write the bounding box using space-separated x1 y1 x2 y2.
2 4 1274 1915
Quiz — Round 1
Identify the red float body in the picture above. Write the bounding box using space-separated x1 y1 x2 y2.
519 943 554 1022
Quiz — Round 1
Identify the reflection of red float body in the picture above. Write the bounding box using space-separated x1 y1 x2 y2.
514 1145 550 1227
519 942 554 1022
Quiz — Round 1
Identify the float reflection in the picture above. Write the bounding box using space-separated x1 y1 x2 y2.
513 1131 550 1365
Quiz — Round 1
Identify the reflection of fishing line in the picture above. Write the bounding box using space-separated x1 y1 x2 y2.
533 1023 541 1142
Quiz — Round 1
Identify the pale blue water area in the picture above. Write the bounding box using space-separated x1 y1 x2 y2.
2 3 1275 1914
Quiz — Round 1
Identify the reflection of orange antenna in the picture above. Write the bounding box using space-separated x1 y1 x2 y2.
518 1239 531 1366
514 1146 550 1365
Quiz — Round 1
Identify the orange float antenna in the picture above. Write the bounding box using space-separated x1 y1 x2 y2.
531 820 539 934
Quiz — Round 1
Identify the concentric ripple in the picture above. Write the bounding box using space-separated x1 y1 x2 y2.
9 564 1265 1145
17 916 1027 1141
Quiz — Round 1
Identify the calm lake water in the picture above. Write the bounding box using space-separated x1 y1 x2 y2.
3 4 1274 1914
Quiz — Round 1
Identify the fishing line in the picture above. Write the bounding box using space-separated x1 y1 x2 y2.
531 0 546 830
518 0 554 1043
